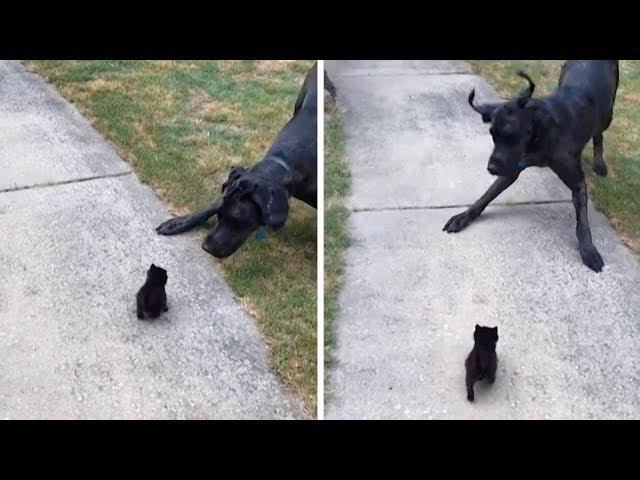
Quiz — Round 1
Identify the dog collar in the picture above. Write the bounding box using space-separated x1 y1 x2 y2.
269 157 293 177
517 159 528 170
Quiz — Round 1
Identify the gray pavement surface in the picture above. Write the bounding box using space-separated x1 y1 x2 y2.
0 61 306 419
325 60 640 419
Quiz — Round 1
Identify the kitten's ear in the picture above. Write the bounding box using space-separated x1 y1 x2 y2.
151 263 156 268
475 324 481 331
493 326 498 332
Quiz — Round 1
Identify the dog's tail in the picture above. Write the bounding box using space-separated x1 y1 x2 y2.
516 71 535 98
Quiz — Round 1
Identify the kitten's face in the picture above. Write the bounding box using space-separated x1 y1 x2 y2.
474 325 498 346
148 264 168 285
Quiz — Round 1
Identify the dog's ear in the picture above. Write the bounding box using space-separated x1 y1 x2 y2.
222 166 248 193
251 182 290 231
468 89 502 123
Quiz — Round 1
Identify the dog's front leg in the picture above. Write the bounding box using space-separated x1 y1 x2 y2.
572 180 604 272
156 202 220 236
443 174 520 233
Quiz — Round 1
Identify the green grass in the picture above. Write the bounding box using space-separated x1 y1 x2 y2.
25 60 317 414
324 99 351 380
469 60 640 254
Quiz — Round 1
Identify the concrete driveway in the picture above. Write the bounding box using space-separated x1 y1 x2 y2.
0 61 306 419
325 60 640 419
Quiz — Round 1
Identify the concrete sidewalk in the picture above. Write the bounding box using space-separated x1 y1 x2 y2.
325 60 640 419
0 61 305 419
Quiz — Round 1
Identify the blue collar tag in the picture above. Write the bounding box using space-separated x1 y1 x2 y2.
255 229 267 241
517 159 528 170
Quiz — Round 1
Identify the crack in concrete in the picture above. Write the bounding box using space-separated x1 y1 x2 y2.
0 171 133 195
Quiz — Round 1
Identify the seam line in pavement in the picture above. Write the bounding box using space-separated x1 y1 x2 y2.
0 171 133 194
350 199 572 213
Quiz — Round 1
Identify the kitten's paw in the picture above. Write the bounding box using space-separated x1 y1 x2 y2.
467 390 475 402
137 312 145 320
443 211 474 233
580 245 604 272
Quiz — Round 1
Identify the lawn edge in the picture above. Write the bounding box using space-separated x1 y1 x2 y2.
323 98 352 405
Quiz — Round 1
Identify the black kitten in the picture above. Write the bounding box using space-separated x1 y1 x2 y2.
465 325 498 402
136 264 168 320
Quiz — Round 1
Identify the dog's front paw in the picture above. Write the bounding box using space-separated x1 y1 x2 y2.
443 211 474 233
156 216 191 235
580 245 604 272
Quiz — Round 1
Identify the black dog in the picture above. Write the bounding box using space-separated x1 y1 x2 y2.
136 264 168 320
444 61 619 272
465 325 498 402
155 63 318 258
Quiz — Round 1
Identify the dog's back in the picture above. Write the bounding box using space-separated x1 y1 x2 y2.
261 63 317 206
266 63 317 161
294 62 318 115
558 60 619 128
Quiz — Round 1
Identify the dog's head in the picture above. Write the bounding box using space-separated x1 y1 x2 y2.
148 263 168 285
474 324 498 347
201 166 289 258
469 71 540 176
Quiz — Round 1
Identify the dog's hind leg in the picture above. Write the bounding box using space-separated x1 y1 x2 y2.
592 133 608 177
443 174 520 233
156 202 220 236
